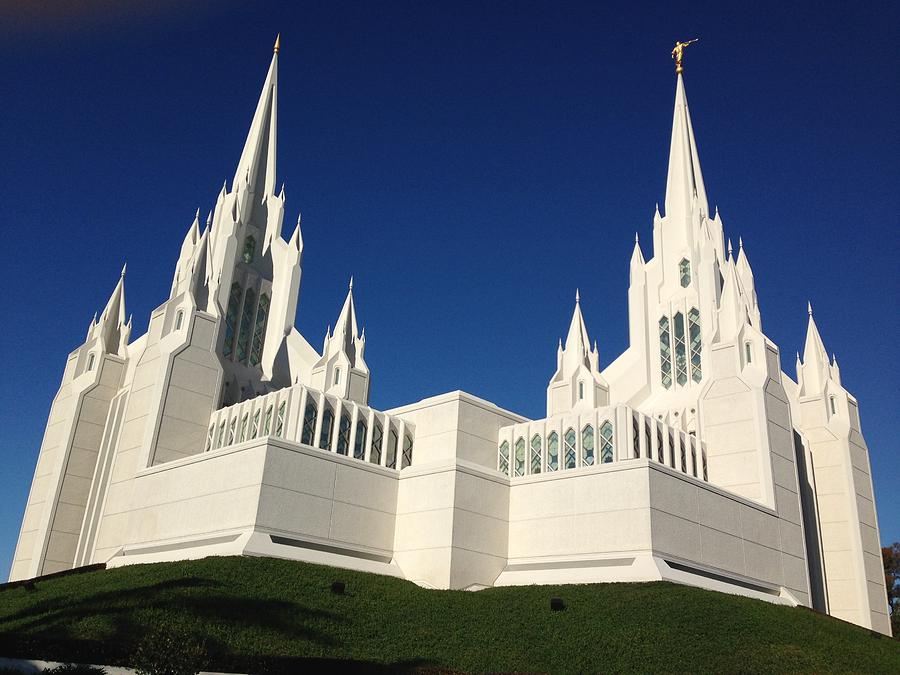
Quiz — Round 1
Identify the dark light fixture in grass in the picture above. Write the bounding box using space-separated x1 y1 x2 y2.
550 597 565 611
331 581 346 595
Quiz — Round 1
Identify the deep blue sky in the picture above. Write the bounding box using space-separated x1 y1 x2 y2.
1 1 897 580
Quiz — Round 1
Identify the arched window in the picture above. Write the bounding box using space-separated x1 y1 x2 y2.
249 294 269 367
215 420 226 449
673 311 687 386
514 437 526 477
386 428 399 468
370 422 383 464
600 420 614 463
239 413 249 443
334 368 341 386
275 401 286 438
175 310 184 331
224 282 242 358
547 432 559 472
242 235 256 264
205 424 214 452
336 412 352 455
668 431 676 468
530 434 542 474
830 396 837 415
679 258 691 287
227 417 237 446
402 435 413 469
656 424 664 463
564 428 577 469
659 317 673 389
688 308 702 382
745 341 753 363
263 404 274 436
319 405 335 450
644 419 651 461
690 436 697 477
354 420 367 460
581 425 595 466
251 409 261 439
236 287 256 363
632 413 641 459
498 440 510 475
680 432 687 473
578 381 584 400
300 400 317 446
87 353 95 371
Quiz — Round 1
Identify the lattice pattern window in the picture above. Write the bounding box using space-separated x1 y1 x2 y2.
690 437 697 477
680 433 687 473
659 317 673 389
402 435 413 469
216 420 226 449
205 424 214 452
679 258 691 287
370 423 383 465
564 428 577 469
600 420 614 463
319 406 334 450
386 428 399 468
300 401 317 445
644 419 651 461
275 402 286 438
668 431 676 468
581 425 595 466
354 420 367 460
499 440 510 475
250 294 269 367
530 434 542 474
673 311 687 386
236 288 256 363
336 413 351 455
514 437 526 477
224 282 242 358
251 410 261 439
264 405 273 436
688 307 702 382
227 417 236 446
547 432 559 471
702 450 708 481
656 424 664 463
242 235 256 264
239 413 249 443
632 414 640 459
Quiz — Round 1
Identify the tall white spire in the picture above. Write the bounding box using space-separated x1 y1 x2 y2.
664 73 708 220
332 278 361 366
93 265 128 355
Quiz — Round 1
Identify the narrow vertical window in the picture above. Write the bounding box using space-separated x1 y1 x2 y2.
656 425 664 463
205 424 214 452
564 428 577 469
236 287 256 363
830 396 836 415
175 310 184 330
354 420 367 460
386 428 399 468
668 431 676 468
688 308 702 382
275 401 286 438
600 420 614 463
498 440 510 475
679 258 691 287
319 405 334 450
263 404 273 436
644 419 652 461
514 437 526 477
659 317 673 389
239 413 249 443
334 368 341 386
215 420 226 449
530 434 542 474
578 381 584 400
581 425 595 466
87 353 95 371
702 450 709 481
402 435 414 469
227 417 236 446
745 341 752 363
300 401 317 445
674 311 687 386
547 432 559 472
690 437 698 477
249 294 269 367
632 414 641 459
242 235 256 264
337 412 352 455
370 422 384 465
224 282 242 359
250 409 261 439
680 432 687 473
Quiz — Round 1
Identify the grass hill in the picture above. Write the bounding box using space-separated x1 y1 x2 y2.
0 556 897 673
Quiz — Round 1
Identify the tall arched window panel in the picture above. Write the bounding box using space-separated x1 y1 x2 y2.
274 402 286 438
514 437 526 477
300 401 317 446
370 423 384 465
547 432 559 472
336 412 351 455
249 294 269 367
632 414 640 459
402 435 413 469
224 282 242 358
236 287 257 363
581 425 595 466
564 428 577 469
250 409 261 439
386 428 399 468
530 434 542 474
679 258 691 287
599 420 614 463
319 405 334 450
688 308 702 382
263 405 274 436
353 420 367 460
239 413 249 443
242 235 256 264
659 317 673 389
673 311 687 386
498 441 510 475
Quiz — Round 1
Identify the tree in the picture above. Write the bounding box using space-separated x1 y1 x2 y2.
883 542 900 638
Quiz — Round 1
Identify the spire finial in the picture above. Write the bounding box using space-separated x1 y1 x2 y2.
273 34 281 54
738 236 743 250
349 276 354 291
297 212 302 226
575 288 580 304
727 238 733 258
671 39 698 74
120 262 127 277
634 231 639 243
807 301 813 316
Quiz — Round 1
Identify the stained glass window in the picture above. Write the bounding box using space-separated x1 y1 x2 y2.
301 401 316 445
264 405 273 436
600 420 614 463
226 418 236 446
239 413 249 443
275 401 286 438
632 414 640 459
236 287 256 363
582 425 595 466
659 317 673 389
319 405 334 450
251 409 261 439
499 441 510 475
370 423 384 465
564 428 577 469
242 235 256 264
224 282 242 358
679 258 691 287
547 432 559 472
688 308 702 382
680 433 687 473
354 420 367 460
215 420 226 449
514 437 526 477
337 412 351 455
250 294 269 367
645 419 651 461
656 424 664 463
386 428 399 469
674 311 687 386
402 435 413 469
530 434 542 474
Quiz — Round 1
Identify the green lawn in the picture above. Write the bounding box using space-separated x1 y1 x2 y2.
0 556 897 673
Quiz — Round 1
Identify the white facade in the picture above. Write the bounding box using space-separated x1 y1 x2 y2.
10 42 891 636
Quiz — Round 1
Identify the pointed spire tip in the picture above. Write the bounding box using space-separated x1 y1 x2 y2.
120 262 127 277
575 288 580 303
807 301 813 316
349 276 354 291
273 34 280 54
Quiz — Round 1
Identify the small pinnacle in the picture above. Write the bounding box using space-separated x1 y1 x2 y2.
575 288 580 303
194 207 200 219
727 239 733 257
121 262 127 277
738 236 743 250
279 182 285 197
297 212 302 226
558 338 563 349
206 211 212 226
593 340 598 352
634 232 639 243
349 276 354 291
93 311 98 323
274 33 280 54
807 301 813 316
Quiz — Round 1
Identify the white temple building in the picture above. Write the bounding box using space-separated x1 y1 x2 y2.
10 40 891 636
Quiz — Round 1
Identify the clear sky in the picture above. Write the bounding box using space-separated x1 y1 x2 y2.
1 1 897 580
